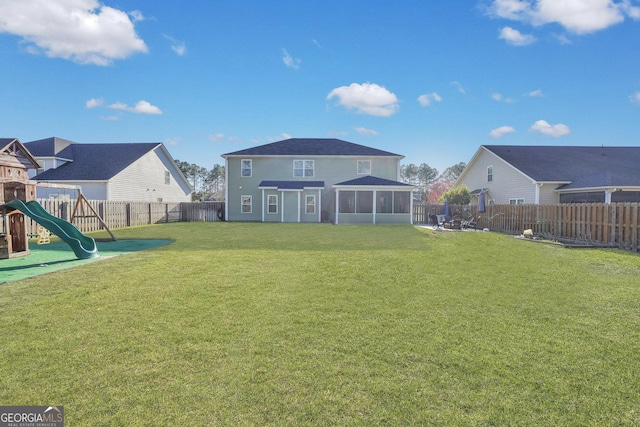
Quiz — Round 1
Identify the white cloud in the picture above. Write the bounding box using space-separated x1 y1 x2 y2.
630 91 640 103
208 133 225 142
488 0 639 35
417 92 442 107
100 115 119 121
268 133 292 142
85 97 104 108
353 127 379 136
165 138 180 146
0 0 148 65
527 89 544 97
492 93 516 103
499 26 536 45
327 82 399 117
451 81 466 94
164 35 186 56
489 126 516 138
529 119 571 137
108 100 162 115
129 10 145 22
282 48 301 70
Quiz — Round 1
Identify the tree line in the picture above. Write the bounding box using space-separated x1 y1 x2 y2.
175 160 225 202
175 159 468 203
400 162 466 203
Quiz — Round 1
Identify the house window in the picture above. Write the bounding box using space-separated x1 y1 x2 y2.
509 198 525 205
165 171 170 185
293 160 314 177
357 160 371 175
487 166 493 182
241 159 252 177
241 195 252 213
267 195 278 213
305 195 316 214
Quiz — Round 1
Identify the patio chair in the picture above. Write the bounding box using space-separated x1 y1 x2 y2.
443 215 462 229
462 216 477 229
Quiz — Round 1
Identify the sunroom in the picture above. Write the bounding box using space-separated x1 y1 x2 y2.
332 176 414 225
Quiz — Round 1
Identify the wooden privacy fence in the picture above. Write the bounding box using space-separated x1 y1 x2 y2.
24 199 225 236
414 202 640 251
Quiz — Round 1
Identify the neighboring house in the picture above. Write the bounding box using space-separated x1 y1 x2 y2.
221 138 414 224
455 145 640 205
24 137 192 202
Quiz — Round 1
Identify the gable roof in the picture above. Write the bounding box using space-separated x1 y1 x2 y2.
482 145 640 189
22 137 76 157
334 176 412 187
259 180 325 190
29 142 161 181
1 138 40 169
222 138 402 158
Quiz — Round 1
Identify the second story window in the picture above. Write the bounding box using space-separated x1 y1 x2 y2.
293 160 314 177
165 171 171 185
241 159 252 177
487 166 493 182
357 160 371 174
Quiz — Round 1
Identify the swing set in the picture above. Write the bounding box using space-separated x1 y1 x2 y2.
38 182 116 242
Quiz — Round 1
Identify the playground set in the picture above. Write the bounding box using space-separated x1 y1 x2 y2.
1 138 113 260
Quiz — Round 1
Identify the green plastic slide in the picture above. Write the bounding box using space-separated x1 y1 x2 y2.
5 199 99 260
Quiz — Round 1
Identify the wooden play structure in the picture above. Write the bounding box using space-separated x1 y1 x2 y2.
1 138 39 259
1 138 114 260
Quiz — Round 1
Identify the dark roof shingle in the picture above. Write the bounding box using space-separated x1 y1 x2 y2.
31 143 160 181
223 138 402 157
484 145 640 188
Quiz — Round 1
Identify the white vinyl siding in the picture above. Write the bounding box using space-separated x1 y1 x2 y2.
456 149 539 205
106 149 191 202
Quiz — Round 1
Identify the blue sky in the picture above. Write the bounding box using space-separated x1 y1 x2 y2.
1 0 640 173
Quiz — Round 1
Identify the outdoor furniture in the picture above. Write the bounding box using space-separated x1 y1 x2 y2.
443 215 462 229
462 216 478 229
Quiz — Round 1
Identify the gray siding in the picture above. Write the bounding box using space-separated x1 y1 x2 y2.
226 155 400 222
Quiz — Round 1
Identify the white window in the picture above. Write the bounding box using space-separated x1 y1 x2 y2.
305 195 316 214
267 195 278 214
241 159 252 177
293 160 314 177
509 198 525 205
241 195 252 213
487 166 493 182
164 171 170 185
357 160 371 174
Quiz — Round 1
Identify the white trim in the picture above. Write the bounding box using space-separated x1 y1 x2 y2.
241 159 252 177
241 195 252 213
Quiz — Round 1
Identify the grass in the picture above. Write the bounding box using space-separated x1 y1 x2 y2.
1 223 640 425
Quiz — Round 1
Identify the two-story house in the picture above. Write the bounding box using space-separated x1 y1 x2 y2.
24 137 192 202
222 138 414 224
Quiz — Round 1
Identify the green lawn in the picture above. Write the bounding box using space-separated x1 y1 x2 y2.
1 223 639 425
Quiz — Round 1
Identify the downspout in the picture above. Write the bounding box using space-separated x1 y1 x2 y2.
335 190 339 225
318 189 322 223
261 188 265 222
224 158 229 221
297 191 301 223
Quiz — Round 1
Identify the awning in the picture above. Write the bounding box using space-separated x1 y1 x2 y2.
258 180 324 190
